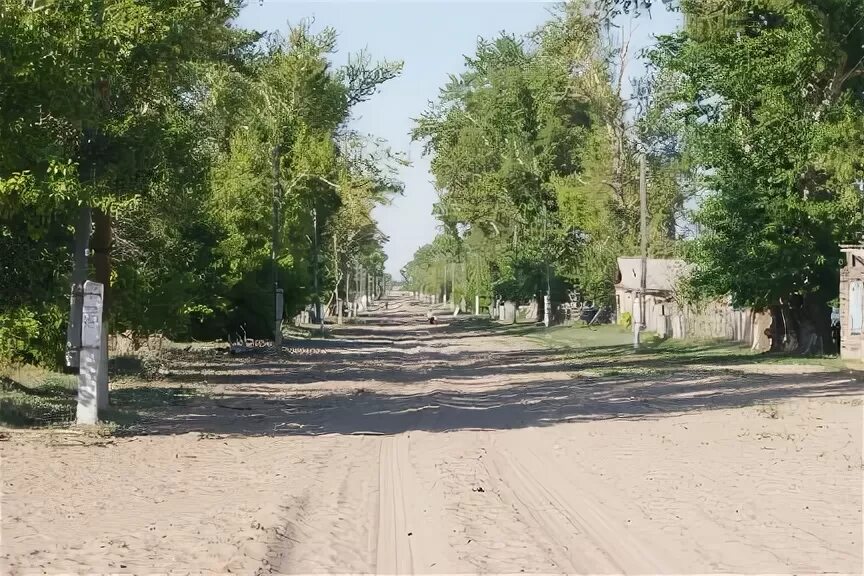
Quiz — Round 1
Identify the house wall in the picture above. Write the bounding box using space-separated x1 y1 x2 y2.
840 250 864 361
616 288 769 350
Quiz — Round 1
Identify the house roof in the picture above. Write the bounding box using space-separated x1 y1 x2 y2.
616 258 687 293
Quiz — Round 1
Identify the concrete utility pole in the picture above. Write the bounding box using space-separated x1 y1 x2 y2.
76 281 103 425
444 263 449 305
311 206 323 330
344 264 351 320
335 235 343 325
453 262 458 311
272 145 283 346
634 153 648 350
544 203 551 328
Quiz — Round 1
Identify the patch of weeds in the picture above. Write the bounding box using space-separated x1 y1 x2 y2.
0 375 76 427
595 368 625 377
109 354 164 380
0 367 210 433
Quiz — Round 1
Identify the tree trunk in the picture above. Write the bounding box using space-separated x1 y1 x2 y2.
91 209 112 316
769 296 833 355
65 206 91 369
91 208 111 408
794 294 833 355
768 305 786 352
536 292 545 323
345 266 351 320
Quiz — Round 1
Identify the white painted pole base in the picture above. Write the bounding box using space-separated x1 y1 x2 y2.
77 281 104 425
77 348 99 425
544 295 551 328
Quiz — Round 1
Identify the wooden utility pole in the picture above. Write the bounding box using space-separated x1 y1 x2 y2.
635 153 647 349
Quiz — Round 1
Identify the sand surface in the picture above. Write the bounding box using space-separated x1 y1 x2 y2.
2 294 862 574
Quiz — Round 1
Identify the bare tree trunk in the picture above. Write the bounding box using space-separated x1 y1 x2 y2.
769 297 832 355
768 305 785 352
65 206 91 369
345 265 351 319
793 295 832 355
536 292 545 323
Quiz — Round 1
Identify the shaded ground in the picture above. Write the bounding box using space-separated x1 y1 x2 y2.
1 293 862 574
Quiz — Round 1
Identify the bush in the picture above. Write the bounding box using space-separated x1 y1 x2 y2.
0 305 66 369
0 375 76 427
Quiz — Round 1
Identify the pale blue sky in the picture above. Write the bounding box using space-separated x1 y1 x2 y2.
236 1 680 277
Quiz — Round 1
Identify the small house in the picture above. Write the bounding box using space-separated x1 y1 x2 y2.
839 245 864 361
615 258 686 339
615 257 770 349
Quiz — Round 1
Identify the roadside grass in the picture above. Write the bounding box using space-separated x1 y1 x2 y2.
517 323 860 376
0 367 77 427
1 357 208 431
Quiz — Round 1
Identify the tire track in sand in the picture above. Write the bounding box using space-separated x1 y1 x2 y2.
376 432 472 574
264 436 380 574
489 434 677 574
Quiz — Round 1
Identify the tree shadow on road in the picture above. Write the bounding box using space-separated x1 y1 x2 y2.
115 314 863 437
119 367 861 437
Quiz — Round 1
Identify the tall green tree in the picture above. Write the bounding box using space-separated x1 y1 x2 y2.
1 5 403 364
411 2 684 311
651 0 864 351
0 0 255 363
412 22 595 315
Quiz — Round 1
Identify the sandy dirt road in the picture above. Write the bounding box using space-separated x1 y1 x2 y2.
2 294 862 574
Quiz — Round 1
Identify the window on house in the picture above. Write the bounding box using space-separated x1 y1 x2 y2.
851 280 863 335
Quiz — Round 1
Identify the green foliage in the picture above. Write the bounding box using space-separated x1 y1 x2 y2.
0 374 76 427
0 5 400 363
408 2 686 307
410 11 597 305
651 0 864 314
0 306 66 368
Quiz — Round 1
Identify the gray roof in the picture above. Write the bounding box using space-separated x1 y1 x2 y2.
616 258 687 293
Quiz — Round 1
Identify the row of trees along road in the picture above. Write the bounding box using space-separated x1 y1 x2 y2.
0 1 402 368
403 0 864 352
